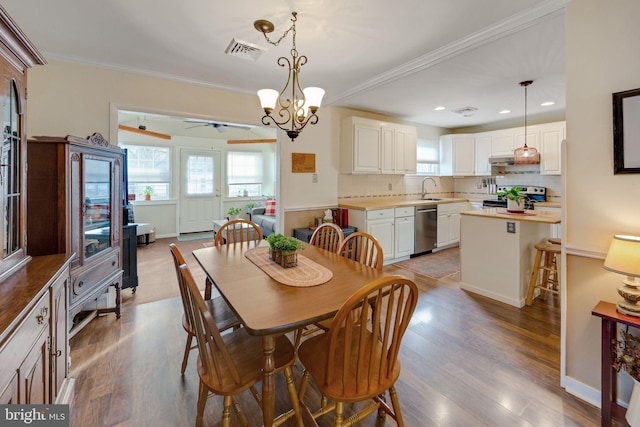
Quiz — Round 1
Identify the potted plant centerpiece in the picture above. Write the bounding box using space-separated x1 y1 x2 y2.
615 331 640 425
227 207 242 220
498 187 526 212
266 233 303 268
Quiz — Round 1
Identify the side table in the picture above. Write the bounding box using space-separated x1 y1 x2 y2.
592 300 640 426
293 226 357 243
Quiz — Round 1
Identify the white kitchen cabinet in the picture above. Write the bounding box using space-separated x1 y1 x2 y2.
394 207 415 258
539 122 565 175
365 209 395 261
395 126 417 174
341 117 417 175
474 133 492 176
340 116 383 174
439 134 475 176
491 129 516 156
437 202 467 248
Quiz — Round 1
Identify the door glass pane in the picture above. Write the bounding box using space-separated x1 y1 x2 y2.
2 79 21 258
186 154 214 195
84 158 111 259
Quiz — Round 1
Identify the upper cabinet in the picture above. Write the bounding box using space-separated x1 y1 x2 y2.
439 134 475 176
341 116 417 175
474 133 492 176
0 6 46 281
538 121 565 175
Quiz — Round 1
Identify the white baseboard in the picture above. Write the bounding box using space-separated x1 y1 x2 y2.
563 375 603 408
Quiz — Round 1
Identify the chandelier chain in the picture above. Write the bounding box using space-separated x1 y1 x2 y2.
261 12 297 48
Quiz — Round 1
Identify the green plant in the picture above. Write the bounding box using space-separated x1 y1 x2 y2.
246 202 255 210
614 331 640 382
143 186 153 196
497 187 526 203
227 207 242 216
266 233 303 254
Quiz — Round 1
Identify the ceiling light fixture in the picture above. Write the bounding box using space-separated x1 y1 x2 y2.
541 101 555 107
434 106 445 111
499 109 511 114
513 80 539 165
255 12 324 141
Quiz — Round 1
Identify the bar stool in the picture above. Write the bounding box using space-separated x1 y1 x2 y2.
525 242 561 306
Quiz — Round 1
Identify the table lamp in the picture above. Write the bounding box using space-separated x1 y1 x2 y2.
604 235 640 316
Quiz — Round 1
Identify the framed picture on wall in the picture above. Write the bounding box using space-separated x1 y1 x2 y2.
613 88 640 174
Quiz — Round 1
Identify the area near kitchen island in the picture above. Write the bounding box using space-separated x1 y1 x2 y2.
459 208 561 308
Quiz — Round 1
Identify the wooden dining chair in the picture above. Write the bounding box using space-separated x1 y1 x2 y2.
213 218 263 247
309 223 344 253
337 231 384 271
297 275 418 427
179 263 303 427
169 243 240 374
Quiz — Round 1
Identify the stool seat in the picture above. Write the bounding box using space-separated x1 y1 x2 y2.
526 243 561 306
548 237 561 245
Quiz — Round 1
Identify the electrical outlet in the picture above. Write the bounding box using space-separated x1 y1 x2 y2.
388 183 392 190
312 173 318 183
506 221 516 233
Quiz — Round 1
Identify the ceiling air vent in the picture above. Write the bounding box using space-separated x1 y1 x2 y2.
224 38 266 61
453 106 478 117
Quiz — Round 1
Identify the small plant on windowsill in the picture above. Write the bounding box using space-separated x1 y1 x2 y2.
143 186 153 201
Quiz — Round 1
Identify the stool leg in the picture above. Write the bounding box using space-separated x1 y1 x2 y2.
526 249 543 306
541 251 552 301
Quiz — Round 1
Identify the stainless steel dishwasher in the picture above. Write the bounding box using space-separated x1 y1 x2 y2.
415 206 437 254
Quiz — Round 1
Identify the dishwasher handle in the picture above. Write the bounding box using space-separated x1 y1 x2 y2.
416 207 437 213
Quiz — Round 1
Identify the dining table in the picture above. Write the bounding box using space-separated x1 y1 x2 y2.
192 240 390 427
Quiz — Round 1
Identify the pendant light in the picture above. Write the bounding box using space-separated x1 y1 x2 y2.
514 80 540 164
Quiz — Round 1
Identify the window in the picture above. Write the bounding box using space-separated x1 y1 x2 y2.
185 154 214 195
120 144 171 200
227 151 263 197
416 138 439 175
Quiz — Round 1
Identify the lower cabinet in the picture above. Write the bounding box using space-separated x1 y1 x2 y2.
366 209 395 262
394 207 415 258
0 255 73 405
437 203 468 248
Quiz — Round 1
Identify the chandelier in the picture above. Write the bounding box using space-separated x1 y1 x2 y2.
254 12 325 141
513 80 540 164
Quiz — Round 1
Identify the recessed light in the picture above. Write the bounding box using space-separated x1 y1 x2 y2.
541 101 555 107
434 106 445 111
499 110 511 114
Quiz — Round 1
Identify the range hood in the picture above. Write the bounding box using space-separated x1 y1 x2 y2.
489 155 515 166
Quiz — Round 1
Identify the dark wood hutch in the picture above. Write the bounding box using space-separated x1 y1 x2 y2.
0 5 74 406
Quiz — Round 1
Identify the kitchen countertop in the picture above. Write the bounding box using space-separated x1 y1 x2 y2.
460 207 561 224
338 197 469 210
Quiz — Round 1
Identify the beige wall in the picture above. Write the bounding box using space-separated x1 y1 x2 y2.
565 0 640 404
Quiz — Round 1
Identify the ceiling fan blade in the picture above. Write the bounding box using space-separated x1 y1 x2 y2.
118 124 171 140
227 139 277 144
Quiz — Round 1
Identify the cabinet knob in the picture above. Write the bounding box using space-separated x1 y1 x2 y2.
112 260 116 267
36 307 48 324
52 349 62 358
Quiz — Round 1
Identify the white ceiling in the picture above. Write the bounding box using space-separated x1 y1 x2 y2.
3 0 566 132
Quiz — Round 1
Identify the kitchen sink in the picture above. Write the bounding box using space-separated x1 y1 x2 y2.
421 197 442 201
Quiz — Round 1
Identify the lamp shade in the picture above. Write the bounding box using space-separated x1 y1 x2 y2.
303 87 325 108
603 235 640 277
257 89 279 110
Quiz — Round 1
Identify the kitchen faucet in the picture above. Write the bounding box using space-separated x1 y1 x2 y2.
421 177 437 199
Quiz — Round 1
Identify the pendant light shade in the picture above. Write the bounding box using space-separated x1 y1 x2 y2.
514 80 540 165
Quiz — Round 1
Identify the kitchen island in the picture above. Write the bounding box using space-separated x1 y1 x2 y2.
459 208 561 308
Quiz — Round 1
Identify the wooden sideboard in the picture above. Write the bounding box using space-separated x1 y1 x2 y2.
0 254 75 404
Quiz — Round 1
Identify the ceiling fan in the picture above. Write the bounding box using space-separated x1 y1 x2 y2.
184 120 251 132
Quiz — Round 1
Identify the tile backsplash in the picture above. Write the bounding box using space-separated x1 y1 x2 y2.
338 174 562 203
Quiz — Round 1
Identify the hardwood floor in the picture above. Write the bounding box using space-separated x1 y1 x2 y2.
69 238 600 426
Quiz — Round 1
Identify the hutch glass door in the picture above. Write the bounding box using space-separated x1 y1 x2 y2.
83 157 112 260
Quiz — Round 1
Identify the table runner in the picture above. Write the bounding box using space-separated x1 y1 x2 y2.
244 246 333 287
